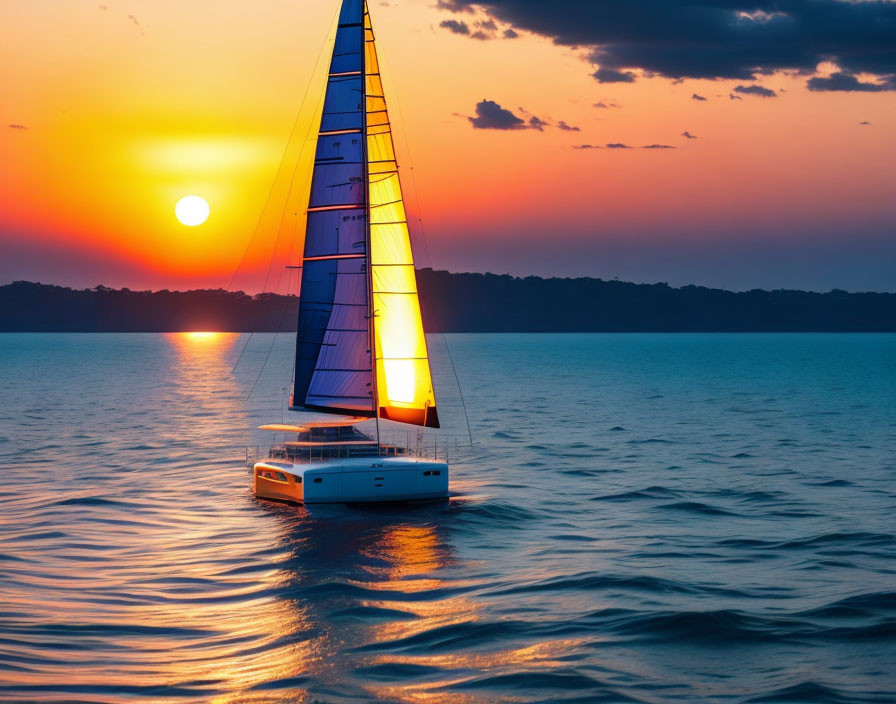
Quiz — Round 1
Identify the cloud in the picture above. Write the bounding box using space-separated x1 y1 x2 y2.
593 67 635 83
8 124 27 130
807 72 896 92
691 93 707 101
729 93 743 100
441 12 519 40
465 101 580 132
574 142 676 150
681 131 697 139
593 100 619 109
439 19 470 35
859 121 872 125
435 0 896 91
436 0 473 12
733 84 777 97
468 100 528 130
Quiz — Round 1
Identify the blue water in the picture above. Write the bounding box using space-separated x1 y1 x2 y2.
0 333 894 703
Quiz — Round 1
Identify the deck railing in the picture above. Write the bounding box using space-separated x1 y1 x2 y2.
246 430 463 469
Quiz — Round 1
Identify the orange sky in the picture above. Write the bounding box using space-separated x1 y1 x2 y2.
1 0 895 291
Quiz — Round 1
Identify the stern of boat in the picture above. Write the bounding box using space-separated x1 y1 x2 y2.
253 457 448 504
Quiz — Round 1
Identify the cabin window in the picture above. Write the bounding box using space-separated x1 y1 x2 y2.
257 469 289 483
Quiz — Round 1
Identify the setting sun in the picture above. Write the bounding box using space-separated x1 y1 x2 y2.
174 195 210 227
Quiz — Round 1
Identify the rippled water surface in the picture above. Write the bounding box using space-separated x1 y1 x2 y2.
1 333 895 703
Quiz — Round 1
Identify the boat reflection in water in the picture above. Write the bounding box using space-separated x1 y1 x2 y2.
240 503 582 704
251 505 466 701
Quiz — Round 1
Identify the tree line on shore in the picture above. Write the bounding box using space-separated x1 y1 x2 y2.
1 269 894 332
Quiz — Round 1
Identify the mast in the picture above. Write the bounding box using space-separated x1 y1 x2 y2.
361 1 381 446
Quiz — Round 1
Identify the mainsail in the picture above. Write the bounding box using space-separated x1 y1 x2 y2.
292 0 439 428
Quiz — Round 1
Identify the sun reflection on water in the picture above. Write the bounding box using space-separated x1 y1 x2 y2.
181 331 221 341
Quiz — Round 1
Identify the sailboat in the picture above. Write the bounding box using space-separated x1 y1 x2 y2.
251 0 449 504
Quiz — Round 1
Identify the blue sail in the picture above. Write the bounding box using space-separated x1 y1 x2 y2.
292 0 375 416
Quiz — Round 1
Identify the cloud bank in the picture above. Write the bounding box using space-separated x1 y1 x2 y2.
437 1 896 91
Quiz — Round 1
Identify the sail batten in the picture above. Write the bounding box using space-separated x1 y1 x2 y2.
292 0 438 427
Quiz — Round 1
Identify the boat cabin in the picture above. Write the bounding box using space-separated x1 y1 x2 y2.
258 420 405 463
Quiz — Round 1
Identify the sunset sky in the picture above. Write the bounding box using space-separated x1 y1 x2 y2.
1 0 894 292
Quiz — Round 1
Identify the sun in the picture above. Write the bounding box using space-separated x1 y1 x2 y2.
175 195 210 226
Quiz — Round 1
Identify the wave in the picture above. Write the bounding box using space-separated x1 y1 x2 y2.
590 485 681 502
658 501 739 516
745 681 892 703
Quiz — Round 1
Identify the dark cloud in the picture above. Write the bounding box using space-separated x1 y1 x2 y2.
859 121 872 125
681 131 697 139
469 100 526 129
439 19 470 35
734 84 777 97
691 93 707 101
593 67 635 84
477 19 498 31
503 28 518 39
470 30 491 40
465 101 589 133
807 72 896 92
606 143 632 149
436 0 896 91
8 124 27 130
643 144 676 149
573 144 602 149
593 100 619 109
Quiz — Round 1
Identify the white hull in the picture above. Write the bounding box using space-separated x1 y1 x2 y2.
253 456 448 504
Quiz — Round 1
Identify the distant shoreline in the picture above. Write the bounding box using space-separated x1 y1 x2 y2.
2 270 894 332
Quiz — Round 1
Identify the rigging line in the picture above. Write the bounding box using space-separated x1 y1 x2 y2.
375 37 474 449
231 120 311 377
246 266 299 401
287 173 303 398
232 17 332 377
224 1 341 294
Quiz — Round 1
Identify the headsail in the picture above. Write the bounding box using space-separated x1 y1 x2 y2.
292 0 439 428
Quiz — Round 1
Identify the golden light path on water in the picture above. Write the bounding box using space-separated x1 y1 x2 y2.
0 333 556 704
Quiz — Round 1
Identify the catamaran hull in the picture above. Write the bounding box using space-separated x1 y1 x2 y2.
253 457 448 504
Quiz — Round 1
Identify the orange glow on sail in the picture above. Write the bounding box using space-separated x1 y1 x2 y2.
365 4 438 428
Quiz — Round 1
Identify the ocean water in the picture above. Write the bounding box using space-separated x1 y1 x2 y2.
0 332 894 704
